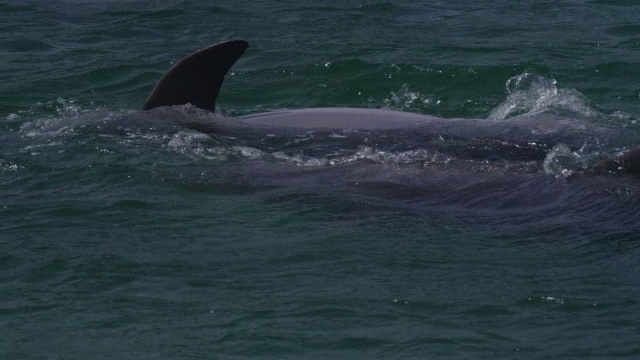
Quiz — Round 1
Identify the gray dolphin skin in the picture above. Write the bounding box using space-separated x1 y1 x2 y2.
143 40 639 175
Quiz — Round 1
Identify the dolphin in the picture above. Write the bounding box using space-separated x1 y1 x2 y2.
144 40 453 130
142 40 639 176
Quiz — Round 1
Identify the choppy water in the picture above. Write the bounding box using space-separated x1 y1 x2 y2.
2 1 640 359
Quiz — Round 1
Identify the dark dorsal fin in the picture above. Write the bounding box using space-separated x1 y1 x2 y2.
143 40 249 111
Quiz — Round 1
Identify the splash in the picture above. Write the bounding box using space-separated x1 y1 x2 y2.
0 158 23 172
270 146 451 168
14 97 85 119
543 144 587 178
488 73 597 121
383 84 438 113
5 113 19 121
166 131 454 169
167 130 229 161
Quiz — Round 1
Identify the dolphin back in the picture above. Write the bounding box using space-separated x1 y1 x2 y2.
143 40 248 111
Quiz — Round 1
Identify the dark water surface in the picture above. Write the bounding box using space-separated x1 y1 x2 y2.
2 1 640 359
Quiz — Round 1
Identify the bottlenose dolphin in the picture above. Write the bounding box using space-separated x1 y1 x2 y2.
142 40 639 175
144 40 450 130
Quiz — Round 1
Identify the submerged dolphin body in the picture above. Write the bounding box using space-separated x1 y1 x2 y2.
143 40 639 175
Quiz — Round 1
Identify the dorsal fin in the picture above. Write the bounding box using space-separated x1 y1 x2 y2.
143 40 248 111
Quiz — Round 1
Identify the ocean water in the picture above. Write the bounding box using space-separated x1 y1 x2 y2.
2 1 640 359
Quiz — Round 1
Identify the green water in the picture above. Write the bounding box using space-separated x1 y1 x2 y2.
2 1 640 359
